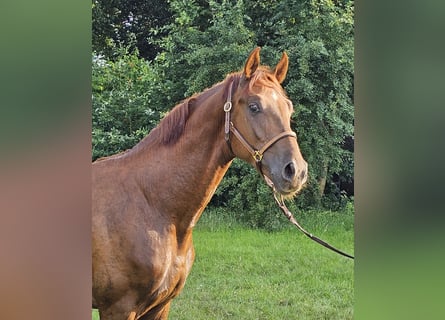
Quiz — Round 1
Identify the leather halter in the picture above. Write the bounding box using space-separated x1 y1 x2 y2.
224 81 296 167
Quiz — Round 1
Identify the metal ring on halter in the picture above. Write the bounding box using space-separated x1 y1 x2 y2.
223 101 232 112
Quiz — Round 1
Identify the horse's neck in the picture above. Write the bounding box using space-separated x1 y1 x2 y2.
137 85 233 233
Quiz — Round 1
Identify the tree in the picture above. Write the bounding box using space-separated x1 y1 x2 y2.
92 0 171 60
154 0 255 100
243 0 354 208
92 48 164 160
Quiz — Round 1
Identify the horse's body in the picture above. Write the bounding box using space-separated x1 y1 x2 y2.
92 48 308 320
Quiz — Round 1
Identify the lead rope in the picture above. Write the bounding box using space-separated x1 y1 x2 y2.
263 175 354 260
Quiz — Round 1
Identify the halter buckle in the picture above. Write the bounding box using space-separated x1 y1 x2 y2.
253 151 263 162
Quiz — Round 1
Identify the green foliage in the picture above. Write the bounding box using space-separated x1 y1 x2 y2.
154 0 255 101
92 48 163 160
92 0 171 60
92 0 354 218
211 159 283 231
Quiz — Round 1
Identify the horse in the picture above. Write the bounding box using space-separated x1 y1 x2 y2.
92 47 308 320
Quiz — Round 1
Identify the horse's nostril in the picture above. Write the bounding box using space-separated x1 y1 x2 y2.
282 161 296 181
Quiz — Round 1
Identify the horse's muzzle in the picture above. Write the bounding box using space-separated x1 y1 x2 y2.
273 159 308 197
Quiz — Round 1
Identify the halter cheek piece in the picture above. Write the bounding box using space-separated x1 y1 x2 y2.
223 81 354 260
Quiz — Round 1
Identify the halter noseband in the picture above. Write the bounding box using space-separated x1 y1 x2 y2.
224 81 296 168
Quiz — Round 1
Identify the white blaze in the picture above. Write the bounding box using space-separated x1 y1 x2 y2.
271 91 278 102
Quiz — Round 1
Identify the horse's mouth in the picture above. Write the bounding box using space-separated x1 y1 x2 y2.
277 185 305 199
262 174 304 199
278 189 298 199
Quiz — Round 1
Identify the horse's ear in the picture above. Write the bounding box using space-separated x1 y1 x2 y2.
273 52 289 83
243 47 261 80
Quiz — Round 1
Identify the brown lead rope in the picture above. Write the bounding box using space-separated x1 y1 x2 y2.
263 175 354 260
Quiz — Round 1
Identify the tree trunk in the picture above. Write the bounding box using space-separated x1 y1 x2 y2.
318 161 329 197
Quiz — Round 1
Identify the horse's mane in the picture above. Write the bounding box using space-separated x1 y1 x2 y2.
142 73 240 147
157 97 193 145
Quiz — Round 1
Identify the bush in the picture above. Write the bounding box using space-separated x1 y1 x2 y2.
92 48 165 160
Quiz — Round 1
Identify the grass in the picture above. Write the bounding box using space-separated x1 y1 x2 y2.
93 208 354 319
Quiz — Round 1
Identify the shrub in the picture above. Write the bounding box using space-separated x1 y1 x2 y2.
92 48 164 160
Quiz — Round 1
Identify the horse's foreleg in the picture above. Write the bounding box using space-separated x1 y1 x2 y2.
155 302 171 320
97 293 140 320
139 302 171 320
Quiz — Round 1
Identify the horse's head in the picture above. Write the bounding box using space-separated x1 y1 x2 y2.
227 47 308 197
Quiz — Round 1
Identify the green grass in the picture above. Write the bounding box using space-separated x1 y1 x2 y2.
93 208 354 319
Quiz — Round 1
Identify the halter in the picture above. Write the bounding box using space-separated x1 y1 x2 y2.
224 81 296 171
223 80 354 260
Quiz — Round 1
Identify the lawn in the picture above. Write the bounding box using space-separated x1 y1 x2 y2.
93 209 354 319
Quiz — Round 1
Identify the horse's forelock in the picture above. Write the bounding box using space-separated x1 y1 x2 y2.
248 68 284 93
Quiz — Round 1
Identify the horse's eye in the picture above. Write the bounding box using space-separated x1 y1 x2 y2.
248 103 260 114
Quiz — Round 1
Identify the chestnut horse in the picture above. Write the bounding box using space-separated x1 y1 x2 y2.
92 47 308 320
